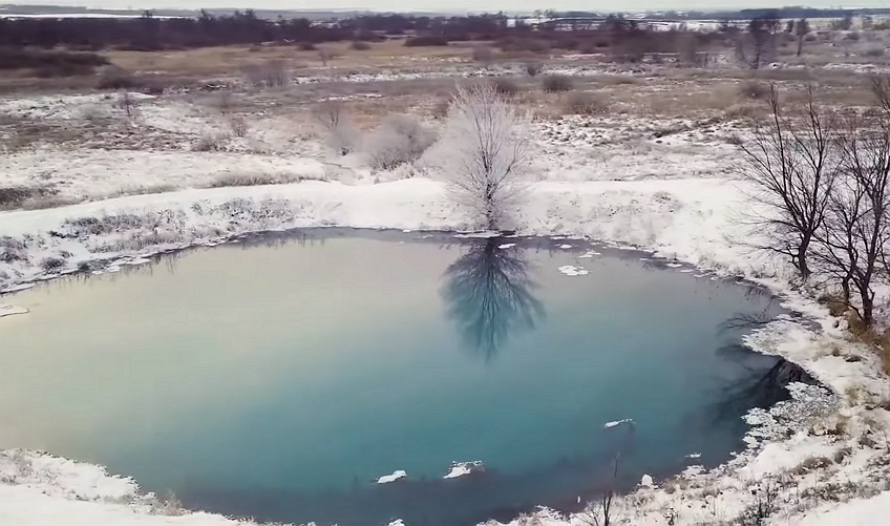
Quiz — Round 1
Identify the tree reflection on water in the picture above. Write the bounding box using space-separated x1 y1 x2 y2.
440 238 545 362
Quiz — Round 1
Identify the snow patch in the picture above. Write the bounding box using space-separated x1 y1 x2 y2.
603 419 634 429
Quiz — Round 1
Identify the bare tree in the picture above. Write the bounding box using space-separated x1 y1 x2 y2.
814 79 890 326
312 101 359 155
795 18 810 57
736 14 780 69
733 85 839 279
439 83 531 230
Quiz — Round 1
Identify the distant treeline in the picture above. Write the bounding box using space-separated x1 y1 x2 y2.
0 6 887 52
0 11 531 50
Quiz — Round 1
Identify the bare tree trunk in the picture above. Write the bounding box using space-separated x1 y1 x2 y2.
733 85 838 281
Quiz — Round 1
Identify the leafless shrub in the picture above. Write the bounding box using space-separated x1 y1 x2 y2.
40 256 66 272
228 115 249 137
723 103 762 121
242 61 289 88
563 91 608 115
147 491 187 517
542 74 573 93
96 66 137 90
78 103 112 123
312 102 359 155
208 173 308 188
0 236 25 263
738 81 770 100
472 45 495 66
192 132 231 152
318 49 336 66
736 15 780 69
432 98 451 120
20 195 80 210
0 186 76 211
524 62 543 77
861 45 886 57
114 91 138 119
677 33 711 67
732 85 839 279
438 83 531 229
490 77 520 97
210 90 236 114
365 114 437 170
739 481 780 525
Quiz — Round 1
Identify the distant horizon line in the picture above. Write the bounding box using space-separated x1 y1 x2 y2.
0 2 876 14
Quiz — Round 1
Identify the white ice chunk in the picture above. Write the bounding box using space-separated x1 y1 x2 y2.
443 461 484 479
603 418 634 429
376 470 407 484
0 304 28 318
558 265 589 276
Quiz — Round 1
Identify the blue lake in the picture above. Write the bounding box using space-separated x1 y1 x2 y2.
0 230 807 526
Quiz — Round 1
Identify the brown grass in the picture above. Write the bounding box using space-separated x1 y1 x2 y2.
845 311 890 376
105 40 470 77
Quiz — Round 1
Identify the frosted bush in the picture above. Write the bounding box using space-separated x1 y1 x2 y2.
312 102 360 155
365 114 437 170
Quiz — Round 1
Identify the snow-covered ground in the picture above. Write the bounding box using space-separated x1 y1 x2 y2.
2 91 890 526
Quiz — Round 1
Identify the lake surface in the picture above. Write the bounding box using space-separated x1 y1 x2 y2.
0 230 803 526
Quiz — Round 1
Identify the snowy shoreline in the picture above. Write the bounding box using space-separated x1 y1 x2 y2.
2 177 890 525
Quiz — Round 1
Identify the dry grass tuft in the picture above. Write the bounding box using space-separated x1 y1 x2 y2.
845 312 890 376
542 74 574 93
208 173 310 188
192 132 231 152
490 77 520 97
737 81 770 100
563 91 608 115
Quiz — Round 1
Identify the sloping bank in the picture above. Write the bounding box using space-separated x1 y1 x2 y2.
1 177 890 526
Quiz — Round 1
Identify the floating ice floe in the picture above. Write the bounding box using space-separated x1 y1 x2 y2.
388 521 405 526
578 250 602 258
0 304 28 319
376 470 407 484
640 474 655 488
603 418 634 429
121 257 151 266
443 461 484 479
559 244 573 249
558 265 589 276
666 263 683 268
686 452 702 459
498 243 516 249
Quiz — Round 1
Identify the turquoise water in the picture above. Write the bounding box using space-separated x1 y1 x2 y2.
0 230 803 526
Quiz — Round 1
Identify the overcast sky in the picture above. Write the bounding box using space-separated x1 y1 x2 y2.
7 0 886 12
